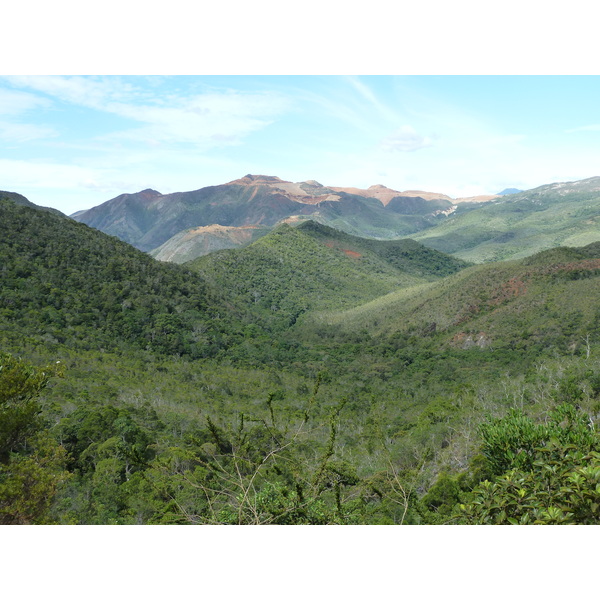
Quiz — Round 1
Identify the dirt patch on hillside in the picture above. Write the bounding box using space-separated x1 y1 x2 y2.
342 249 362 259
489 276 528 306
330 185 452 206
453 194 499 204
324 241 362 259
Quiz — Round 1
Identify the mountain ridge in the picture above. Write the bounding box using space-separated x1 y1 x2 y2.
70 174 488 254
410 175 600 263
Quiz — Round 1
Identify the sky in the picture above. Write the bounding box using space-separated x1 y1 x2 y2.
3 74 600 215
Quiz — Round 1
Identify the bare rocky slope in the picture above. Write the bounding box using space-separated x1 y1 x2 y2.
71 174 485 254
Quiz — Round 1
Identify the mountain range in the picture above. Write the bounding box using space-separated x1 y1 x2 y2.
71 174 600 265
71 174 490 260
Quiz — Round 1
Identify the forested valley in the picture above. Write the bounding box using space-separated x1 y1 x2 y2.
3 195 600 525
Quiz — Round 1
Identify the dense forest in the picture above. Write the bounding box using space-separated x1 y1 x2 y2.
2 196 600 524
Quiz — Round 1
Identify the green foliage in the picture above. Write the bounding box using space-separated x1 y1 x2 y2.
0 432 70 524
139 391 367 525
411 178 600 263
0 353 62 462
0 353 69 524
0 199 260 358
458 446 600 524
457 404 600 524
478 403 598 478
420 472 463 516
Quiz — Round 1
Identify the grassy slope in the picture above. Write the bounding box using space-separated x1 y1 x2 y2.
410 179 600 263
311 241 600 355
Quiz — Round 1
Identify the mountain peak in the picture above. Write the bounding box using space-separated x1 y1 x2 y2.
231 174 289 185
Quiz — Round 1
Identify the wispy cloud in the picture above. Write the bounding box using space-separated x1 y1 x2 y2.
105 91 289 148
4 76 290 149
380 125 434 152
345 76 399 124
0 88 56 142
0 88 52 115
5 75 140 110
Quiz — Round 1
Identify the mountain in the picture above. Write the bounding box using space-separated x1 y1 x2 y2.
0 196 256 358
71 175 469 254
496 188 522 196
187 220 469 328
68 188 164 249
410 176 600 263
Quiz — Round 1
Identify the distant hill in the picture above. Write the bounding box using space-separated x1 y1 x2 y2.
410 176 600 262
150 224 272 263
313 240 600 356
496 188 523 196
45 173 600 265
70 175 471 254
188 220 469 328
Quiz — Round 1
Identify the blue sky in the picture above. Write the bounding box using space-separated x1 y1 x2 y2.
2 74 600 214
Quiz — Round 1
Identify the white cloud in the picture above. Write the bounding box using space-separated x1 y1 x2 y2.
0 88 52 116
0 158 105 189
5 75 139 110
5 76 289 150
380 125 434 152
345 76 399 124
0 88 56 142
106 91 288 148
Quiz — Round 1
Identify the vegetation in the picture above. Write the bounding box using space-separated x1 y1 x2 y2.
0 199 257 359
4 194 600 524
0 353 68 524
189 221 468 331
411 176 600 262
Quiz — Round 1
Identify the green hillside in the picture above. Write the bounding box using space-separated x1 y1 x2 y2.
188 221 469 329
308 194 447 240
410 176 600 262
4 193 600 526
1 189 64 216
0 199 253 359
296 220 469 278
312 241 600 357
